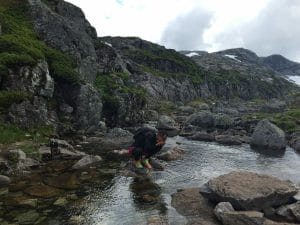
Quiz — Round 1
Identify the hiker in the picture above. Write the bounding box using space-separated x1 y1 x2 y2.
117 127 168 169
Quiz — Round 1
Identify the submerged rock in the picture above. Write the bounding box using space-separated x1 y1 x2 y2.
24 184 62 198
15 210 40 225
44 173 80 190
171 188 221 225
53 197 68 207
250 119 286 150
200 171 298 211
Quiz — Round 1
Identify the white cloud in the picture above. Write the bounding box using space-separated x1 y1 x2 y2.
66 0 300 62
212 0 300 61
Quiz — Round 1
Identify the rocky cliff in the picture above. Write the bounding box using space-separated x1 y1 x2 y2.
0 0 299 131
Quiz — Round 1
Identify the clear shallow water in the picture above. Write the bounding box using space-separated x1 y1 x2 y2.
67 136 300 225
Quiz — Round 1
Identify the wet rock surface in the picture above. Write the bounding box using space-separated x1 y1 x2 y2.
200 171 298 211
157 146 184 161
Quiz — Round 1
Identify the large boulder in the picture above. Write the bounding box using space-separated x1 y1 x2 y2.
200 171 298 211
0 175 11 187
156 115 177 130
250 119 286 150
185 111 214 128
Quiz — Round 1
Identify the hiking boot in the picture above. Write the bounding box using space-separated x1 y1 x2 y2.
142 159 152 169
135 160 143 169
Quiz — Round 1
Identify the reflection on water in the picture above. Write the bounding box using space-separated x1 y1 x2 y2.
73 136 300 225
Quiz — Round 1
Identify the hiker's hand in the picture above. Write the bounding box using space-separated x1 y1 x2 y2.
156 140 165 146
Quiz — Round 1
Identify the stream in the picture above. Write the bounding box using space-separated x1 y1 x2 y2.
1 136 300 225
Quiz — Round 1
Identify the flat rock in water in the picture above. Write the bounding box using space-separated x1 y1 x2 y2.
24 184 62 198
72 155 102 169
171 188 221 225
215 135 242 145
200 171 298 211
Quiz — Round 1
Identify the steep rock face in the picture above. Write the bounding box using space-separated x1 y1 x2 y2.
3 60 58 128
106 38 299 102
24 0 103 130
95 38 133 74
133 73 200 103
186 48 298 100
27 0 98 82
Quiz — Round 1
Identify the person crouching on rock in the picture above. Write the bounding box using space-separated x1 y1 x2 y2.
116 127 168 170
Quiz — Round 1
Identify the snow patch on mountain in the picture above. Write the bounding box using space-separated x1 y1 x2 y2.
186 52 199 57
224 54 241 62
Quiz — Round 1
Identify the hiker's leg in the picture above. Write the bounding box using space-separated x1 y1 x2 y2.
132 147 143 168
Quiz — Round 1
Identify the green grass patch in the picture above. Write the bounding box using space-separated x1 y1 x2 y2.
95 72 147 125
0 123 27 144
246 107 300 133
0 90 31 108
151 101 177 115
123 46 205 85
0 123 54 145
0 1 81 84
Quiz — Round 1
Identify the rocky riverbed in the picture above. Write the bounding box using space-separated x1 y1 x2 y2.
1 135 299 225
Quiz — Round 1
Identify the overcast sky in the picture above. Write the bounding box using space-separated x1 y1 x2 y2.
67 0 300 62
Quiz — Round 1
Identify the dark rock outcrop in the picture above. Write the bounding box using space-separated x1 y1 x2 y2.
200 171 298 211
28 0 98 82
